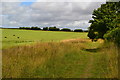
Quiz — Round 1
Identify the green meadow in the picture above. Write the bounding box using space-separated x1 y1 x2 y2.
2 29 87 48
1 29 118 78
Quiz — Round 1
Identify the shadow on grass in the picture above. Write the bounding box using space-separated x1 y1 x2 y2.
83 48 101 52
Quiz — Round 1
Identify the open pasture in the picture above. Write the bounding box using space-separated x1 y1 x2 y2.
1 29 87 48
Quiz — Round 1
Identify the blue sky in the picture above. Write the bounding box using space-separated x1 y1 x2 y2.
20 0 37 6
21 2 34 6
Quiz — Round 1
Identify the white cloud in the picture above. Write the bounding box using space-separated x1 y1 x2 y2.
1 2 106 29
1 0 117 2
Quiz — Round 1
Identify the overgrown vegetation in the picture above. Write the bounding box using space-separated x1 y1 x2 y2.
86 2 119 78
104 27 120 47
2 39 118 78
88 2 120 43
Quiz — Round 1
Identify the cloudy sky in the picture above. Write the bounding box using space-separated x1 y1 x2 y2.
1 0 106 30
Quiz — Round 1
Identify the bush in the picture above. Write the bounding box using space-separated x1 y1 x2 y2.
19 27 31 30
104 28 120 47
49 27 60 31
31 27 41 30
19 27 41 30
74 29 83 32
43 27 48 30
60 28 71 32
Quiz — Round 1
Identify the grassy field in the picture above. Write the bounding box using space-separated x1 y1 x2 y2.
1 29 118 78
1 29 87 49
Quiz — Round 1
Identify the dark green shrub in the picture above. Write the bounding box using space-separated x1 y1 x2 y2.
19 27 31 30
88 30 96 39
31 27 41 30
104 28 120 47
49 27 60 31
43 27 48 30
74 29 83 32
60 28 71 32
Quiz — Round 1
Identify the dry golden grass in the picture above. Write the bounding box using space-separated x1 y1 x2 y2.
2 39 118 78
101 43 118 78
2 42 86 78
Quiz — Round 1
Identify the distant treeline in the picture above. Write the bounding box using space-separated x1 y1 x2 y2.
19 26 88 32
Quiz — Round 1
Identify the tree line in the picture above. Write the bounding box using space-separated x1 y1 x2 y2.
19 26 88 32
88 1 120 46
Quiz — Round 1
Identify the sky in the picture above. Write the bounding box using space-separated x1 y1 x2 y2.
0 0 106 30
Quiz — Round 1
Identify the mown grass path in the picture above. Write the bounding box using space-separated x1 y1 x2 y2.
81 53 94 78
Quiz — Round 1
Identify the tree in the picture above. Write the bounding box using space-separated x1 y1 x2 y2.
74 29 83 32
31 26 41 30
60 28 71 31
88 2 120 41
104 27 120 47
43 27 48 30
19 27 31 30
49 27 60 31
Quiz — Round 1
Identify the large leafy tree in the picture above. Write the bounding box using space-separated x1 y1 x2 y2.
88 2 120 41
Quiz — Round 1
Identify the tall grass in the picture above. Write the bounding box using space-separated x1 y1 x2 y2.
2 39 118 78
102 42 118 78
2 41 87 78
